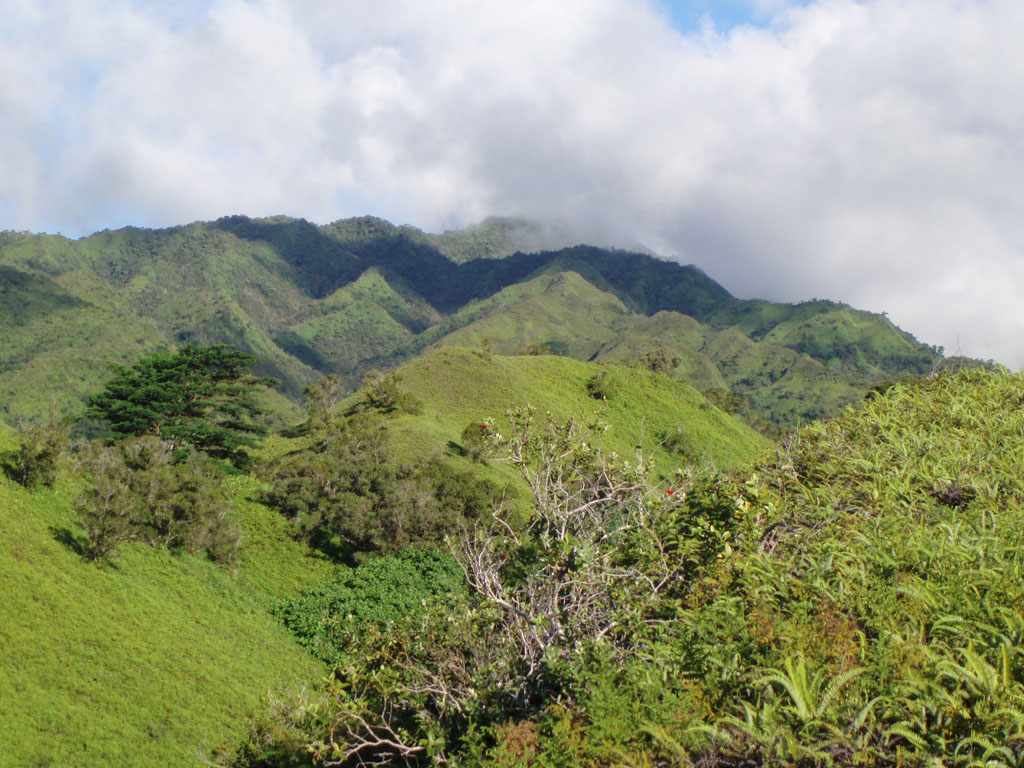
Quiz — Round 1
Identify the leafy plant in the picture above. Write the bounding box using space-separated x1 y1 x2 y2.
74 435 239 562
86 344 275 469
0 409 69 489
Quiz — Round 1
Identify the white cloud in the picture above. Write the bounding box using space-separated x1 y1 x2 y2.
1 0 1022 365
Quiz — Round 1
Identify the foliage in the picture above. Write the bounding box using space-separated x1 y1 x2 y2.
234 368 1024 767
585 369 610 401
263 412 500 561
0 410 70 489
638 346 680 374
86 344 276 469
271 548 465 666
359 369 422 414
302 373 346 430
231 409 742 766
74 435 240 563
459 420 491 462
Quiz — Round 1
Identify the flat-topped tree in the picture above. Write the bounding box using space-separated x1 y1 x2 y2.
87 344 276 469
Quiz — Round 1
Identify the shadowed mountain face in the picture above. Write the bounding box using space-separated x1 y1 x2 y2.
0 216 939 426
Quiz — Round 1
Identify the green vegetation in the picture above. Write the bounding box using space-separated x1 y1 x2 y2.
263 411 501 562
228 368 1024 767
0 474 329 768
356 346 768 475
87 344 275 469
271 547 465 666
0 411 70 489
1 215 944 428
4 214 1000 768
74 436 240 563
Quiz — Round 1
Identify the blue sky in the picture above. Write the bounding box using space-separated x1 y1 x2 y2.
0 0 1022 367
659 0 812 33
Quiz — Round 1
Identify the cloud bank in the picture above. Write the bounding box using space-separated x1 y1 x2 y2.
1 0 1022 365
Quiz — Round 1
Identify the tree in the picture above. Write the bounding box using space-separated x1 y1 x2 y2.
1 408 70 489
302 373 346 430
74 435 238 563
638 347 680 374
263 412 497 561
86 345 275 469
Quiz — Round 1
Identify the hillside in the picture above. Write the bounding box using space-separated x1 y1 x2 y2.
231 367 1024 767
362 346 768 473
0 467 333 768
0 341 768 766
0 216 941 427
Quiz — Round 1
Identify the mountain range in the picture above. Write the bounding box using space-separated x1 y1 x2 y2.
0 214 942 427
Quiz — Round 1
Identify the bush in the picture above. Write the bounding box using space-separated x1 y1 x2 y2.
74 436 239 563
0 412 70 489
264 414 500 561
271 548 465 666
459 420 491 462
360 369 422 415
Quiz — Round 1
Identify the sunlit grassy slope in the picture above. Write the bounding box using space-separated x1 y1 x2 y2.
370 347 768 475
0 469 332 768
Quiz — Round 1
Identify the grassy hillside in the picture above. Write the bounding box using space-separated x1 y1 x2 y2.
379 346 767 474
0 465 332 767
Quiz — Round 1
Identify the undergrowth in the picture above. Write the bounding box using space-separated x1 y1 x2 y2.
233 368 1024 767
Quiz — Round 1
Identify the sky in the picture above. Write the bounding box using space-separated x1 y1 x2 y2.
1 0 1022 367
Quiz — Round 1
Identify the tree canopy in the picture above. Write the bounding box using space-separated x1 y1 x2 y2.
87 344 275 469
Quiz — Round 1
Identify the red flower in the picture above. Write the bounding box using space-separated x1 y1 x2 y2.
667 488 675 496
480 423 487 430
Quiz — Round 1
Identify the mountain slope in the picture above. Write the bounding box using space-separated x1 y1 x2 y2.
0 216 942 426
376 346 767 475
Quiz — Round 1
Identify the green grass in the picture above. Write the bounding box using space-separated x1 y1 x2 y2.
0 470 331 768
367 346 768 475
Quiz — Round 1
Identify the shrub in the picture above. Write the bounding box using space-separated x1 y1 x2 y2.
74 436 239 563
271 548 465 666
1 411 70 489
264 414 499 561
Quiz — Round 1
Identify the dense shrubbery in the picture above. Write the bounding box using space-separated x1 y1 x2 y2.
271 547 465 666
74 436 239 563
232 369 1024 767
264 410 503 561
0 411 70 489
232 408 742 765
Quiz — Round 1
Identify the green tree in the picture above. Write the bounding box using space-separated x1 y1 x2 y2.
302 373 346 430
74 435 238 563
1 408 70 489
86 345 275 469
263 413 497 561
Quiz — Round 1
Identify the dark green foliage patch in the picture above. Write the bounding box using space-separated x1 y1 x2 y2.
87 344 275 469
272 547 465 666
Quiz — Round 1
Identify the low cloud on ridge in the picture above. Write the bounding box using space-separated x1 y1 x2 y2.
1 0 1022 365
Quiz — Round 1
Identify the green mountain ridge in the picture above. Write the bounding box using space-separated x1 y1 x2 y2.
1 215 941 426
